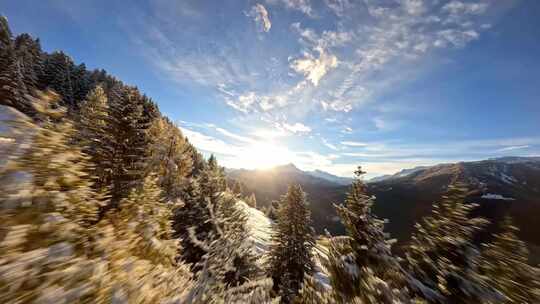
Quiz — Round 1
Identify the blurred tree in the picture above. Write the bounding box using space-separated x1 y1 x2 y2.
480 217 540 303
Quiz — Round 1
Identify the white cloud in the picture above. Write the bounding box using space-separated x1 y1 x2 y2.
400 0 426 16
214 127 257 144
322 138 339 150
341 127 353 134
224 90 290 113
324 0 353 16
496 145 530 152
267 0 314 16
290 46 338 86
225 91 257 113
436 29 479 48
341 141 368 147
248 4 272 32
281 122 312 134
442 1 488 15
180 127 242 156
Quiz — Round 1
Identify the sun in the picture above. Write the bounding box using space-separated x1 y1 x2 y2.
239 142 292 170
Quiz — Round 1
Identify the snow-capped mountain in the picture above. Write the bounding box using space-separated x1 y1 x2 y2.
307 169 353 185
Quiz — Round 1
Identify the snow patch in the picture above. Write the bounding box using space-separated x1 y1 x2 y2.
481 193 515 201
237 200 273 255
499 172 517 184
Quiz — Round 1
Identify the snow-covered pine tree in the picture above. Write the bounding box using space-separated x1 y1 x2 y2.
14 33 44 91
77 85 112 190
174 154 227 267
480 217 540 303
326 167 408 303
185 192 276 304
200 154 227 197
0 91 102 302
405 183 500 303
267 184 316 303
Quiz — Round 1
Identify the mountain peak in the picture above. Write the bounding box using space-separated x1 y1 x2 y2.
274 163 300 171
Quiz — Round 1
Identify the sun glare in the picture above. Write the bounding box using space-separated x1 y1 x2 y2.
240 142 291 169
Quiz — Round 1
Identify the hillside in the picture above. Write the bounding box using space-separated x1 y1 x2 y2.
369 157 540 260
230 157 540 262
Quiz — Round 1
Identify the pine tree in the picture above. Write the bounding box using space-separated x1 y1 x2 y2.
41 51 75 107
405 183 500 303
71 63 90 103
267 184 316 303
0 17 31 114
77 85 112 189
105 85 151 205
480 217 540 303
147 117 194 199
174 155 227 268
325 167 408 303
14 33 44 91
200 154 227 197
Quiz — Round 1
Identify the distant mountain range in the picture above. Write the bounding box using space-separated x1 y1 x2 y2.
227 164 353 187
226 164 350 233
227 157 540 262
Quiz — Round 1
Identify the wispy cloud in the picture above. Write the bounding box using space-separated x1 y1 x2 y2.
247 4 272 33
341 141 368 147
131 0 503 131
323 0 353 17
214 127 257 144
496 145 530 152
281 122 312 134
267 0 314 17
442 1 488 15
322 138 339 151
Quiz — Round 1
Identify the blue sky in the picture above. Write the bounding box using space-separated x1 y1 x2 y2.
3 0 540 177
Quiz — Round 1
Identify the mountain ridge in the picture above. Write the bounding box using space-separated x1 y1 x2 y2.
227 156 540 262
